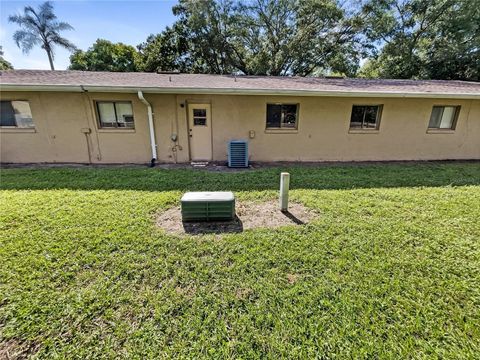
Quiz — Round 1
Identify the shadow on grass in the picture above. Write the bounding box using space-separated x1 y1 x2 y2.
1 162 479 191
281 211 305 225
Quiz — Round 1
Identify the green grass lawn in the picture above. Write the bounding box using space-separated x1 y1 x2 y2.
1 163 480 359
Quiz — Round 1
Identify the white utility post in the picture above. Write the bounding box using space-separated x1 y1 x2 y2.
279 172 290 212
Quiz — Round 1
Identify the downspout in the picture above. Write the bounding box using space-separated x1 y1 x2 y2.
137 91 158 167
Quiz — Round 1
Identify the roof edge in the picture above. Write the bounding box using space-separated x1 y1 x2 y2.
1 84 479 99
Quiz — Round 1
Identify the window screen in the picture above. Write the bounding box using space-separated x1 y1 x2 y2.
350 105 382 129
266 104 298 129
428 106 459 129
0 100 35 128
96 101 134 128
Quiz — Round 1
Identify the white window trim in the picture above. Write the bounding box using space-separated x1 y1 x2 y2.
0 127 36 133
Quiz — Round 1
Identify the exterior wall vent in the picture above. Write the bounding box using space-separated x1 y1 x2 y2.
228 140 249 168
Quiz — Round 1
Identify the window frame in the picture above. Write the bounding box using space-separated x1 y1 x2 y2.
192 108 208 127
94 100 135 130
349 104 383 131
265 103 300 131
0 100 35 129
427 105 460 131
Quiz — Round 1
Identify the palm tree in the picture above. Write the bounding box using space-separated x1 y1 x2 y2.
9 1 76 70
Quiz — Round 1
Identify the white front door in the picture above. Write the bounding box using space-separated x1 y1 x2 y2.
187 103 212 161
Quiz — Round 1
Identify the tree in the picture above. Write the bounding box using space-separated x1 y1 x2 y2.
136 25 192 72
231 0 365 76
9 1 76 70
136 0 366 76
359 0 480 80
69 39 139 72
0 47 13 70
422 0 480 80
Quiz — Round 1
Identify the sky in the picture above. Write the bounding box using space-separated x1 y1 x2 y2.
0 0 178 70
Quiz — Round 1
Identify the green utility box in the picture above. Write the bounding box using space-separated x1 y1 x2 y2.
181 191 235 222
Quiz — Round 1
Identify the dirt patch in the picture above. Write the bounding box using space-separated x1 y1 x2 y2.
175 285 197 298
156 199 317 236
286 273 300 284
0 339 38 360
235 287 254 300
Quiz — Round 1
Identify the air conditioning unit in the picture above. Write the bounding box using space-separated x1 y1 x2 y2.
228 140 249 168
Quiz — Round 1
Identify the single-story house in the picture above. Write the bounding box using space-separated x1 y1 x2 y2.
1 70 479 164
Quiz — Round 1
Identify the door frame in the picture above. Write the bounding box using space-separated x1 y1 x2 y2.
186 101 213 162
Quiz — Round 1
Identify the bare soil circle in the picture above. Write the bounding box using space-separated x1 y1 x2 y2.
156 199 317 236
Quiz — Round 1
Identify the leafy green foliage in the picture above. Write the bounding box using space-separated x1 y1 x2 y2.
136 26 192 73
61 0 478 80
69 39 139 72
8 1 76 70
0 46 13 70
135 0 365 76
359 0 480 80
1 163 480 357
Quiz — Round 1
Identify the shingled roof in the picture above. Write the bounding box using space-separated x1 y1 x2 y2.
1 70 479 98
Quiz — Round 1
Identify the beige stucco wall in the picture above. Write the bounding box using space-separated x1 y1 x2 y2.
0 91 182 164
1 91 479 163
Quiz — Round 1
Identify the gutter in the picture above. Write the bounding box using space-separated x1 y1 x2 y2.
1 84 479 99
137 91 157 167
0 85 84 92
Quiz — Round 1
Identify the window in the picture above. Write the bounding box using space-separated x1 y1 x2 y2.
0 100 35 128
266 104 298 129
96 101 134 128
428 106 460 130
193 108 207 126
350 105 382 130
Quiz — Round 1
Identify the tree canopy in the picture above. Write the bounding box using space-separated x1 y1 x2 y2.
136 25 192 73
136 0 365 76
69 39 139 72
62 0 479 80
359 0 480 81
9 1 76 70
